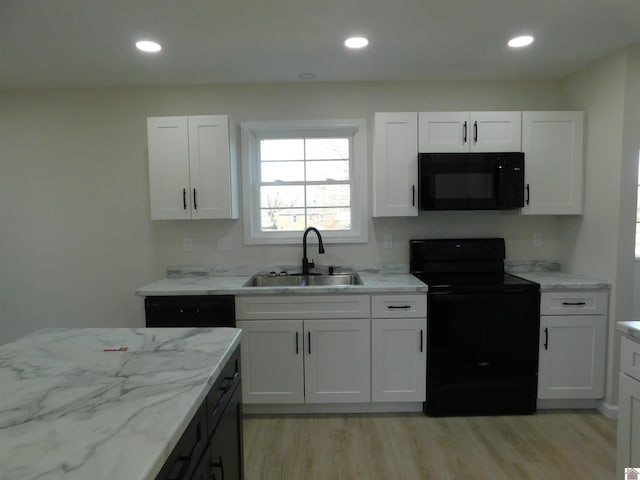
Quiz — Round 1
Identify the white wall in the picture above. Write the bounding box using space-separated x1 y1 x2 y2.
0 80 567 343
561 45 640 408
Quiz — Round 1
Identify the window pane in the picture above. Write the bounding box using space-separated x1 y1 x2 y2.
307 208 351 230
307 184 351 207
306 138 349 160
261 161 305 182
306 160 350 181
260 186 304 209
261 208 305 231
261 139 304 161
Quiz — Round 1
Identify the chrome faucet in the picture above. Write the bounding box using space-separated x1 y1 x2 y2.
301 227 325 275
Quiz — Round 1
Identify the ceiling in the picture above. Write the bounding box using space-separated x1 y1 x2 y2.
2 0 640 89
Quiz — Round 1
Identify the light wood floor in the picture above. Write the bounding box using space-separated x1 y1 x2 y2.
243 411 616 480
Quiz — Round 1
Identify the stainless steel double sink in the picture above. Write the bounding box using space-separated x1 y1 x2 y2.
244 272 362 288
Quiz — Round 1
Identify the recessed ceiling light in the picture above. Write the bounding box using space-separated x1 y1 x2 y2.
298 73 316 80
508 35 534 48
344 36 369 49
136 40 162 53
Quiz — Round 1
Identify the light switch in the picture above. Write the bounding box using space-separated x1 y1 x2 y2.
383 234 393 249
183 237 193 251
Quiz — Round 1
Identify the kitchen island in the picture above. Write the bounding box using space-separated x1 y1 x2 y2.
0 327 242 480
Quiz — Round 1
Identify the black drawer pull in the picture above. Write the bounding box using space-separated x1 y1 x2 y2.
167 454 192 480
211 455 225 480
295 331 299 355
561 301 587 306
179 307 200 314
420 329 424 353
219 371 238 394
387 305 411 309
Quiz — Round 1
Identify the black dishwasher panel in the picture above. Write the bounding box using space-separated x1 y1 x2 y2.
145 295 235 327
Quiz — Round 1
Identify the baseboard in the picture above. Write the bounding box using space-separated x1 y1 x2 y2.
537 398 618 419
598 400 618 419
243 402 423 415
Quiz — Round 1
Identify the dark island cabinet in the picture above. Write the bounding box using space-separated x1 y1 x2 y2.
155 346 243 480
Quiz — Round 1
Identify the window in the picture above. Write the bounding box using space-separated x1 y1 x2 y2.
241 120 368 244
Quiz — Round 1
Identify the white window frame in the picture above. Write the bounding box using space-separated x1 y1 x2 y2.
241 119 368 245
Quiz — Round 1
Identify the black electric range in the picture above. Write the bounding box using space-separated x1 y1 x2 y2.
410 238 541 416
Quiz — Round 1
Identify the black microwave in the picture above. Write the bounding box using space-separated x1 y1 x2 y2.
418 152 525 211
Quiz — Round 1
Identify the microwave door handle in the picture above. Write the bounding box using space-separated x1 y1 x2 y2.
495 159 505 208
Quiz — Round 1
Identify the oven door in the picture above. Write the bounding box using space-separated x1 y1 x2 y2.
427 289 540 376
418 153 499 210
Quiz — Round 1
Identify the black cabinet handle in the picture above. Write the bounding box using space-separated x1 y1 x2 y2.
544 327 549 350
463 121 467 143
219 371 238 393
193 189 198 210
420 329 424 353
412 185 415 206
562 301 587 306
179 307 200 314
295 331 299 355
474 121 478 142
168 454 192 480
308 331 311 355
211 455 224 480
526 184 530 205
387 305 411 309
182 188 187 210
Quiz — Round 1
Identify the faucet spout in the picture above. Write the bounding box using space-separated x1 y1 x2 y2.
302 227 325 275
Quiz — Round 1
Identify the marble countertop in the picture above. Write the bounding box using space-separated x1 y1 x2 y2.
510 271 610 290
135 271 428 296
618 321 640 342
0 327 242 480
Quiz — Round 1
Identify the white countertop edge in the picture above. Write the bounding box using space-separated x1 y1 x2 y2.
617 321 640 341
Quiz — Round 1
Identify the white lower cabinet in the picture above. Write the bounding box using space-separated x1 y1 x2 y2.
304 318 370 403
236 320 304 404
235 295 370 405
537 291 608 399
618 336 640 477
371 318 426 402
236 294 428 409
371 294 427 403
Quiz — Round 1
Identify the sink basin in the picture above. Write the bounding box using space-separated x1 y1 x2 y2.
244 273 362 287
304 274 362 286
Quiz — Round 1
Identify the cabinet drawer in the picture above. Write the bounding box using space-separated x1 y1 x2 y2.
235 295 370 320
206 347 240 437
540 291 607 315
371 294 427 318
621 336 640 382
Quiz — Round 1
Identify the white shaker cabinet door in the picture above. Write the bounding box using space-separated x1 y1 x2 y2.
418 112 469 153
537 315 606 399
469 111 521 152
187 115 238 219
147 116 191 220
521 111 584 215
304 318 371 403
371 317 426 402
372 112 418 217
236 320 304 404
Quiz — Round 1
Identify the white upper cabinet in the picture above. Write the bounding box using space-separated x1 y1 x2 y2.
147 115 239 220
372 112 418 217
418 112 522 153
521 111 584 215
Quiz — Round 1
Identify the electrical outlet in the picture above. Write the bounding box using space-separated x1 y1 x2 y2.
183 237 193 251
218 236 232 251
383 234 393 249
533 232 542 247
